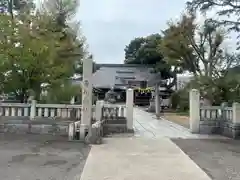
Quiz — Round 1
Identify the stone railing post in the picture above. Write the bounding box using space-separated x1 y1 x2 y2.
232 102 240 124
95 100 104 122
126 88 134 131
232 102 240 138
189 89 200 133
30 100 36 120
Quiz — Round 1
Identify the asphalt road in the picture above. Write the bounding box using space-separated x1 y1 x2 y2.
172 138 240 180
0 134 90 180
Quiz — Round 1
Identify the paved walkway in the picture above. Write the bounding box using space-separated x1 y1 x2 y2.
80 137 211 180
133 108 223 139
80 108 226 180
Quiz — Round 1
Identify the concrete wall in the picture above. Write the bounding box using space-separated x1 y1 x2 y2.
0 118 69 136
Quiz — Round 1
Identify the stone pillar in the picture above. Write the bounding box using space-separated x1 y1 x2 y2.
155 84 160 118
68 123 75 140
70 96 75 104
126 88 134 130
189 89 200 133
95 100 104 121
30 100 36 120
231 103 240 138
232 103 240 124
80 58 93 140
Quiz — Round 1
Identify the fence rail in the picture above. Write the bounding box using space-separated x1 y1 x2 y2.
35 104 82 120
0 103 96 120
0 103 31 117
199 106 233 122
102 105 126 119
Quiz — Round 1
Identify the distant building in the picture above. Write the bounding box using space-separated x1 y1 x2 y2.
71 64 161 105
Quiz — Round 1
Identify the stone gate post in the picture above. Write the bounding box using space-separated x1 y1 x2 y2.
95 100 104 121
232 102 240 138
189 89 200 133
80 58 93 140
126 88 134 131
30 100 36 120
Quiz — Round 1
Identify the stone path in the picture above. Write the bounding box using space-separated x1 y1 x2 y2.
80 137 211 180
80 108 229 180
133 108 223 139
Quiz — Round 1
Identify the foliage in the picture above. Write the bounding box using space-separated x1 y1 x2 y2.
124 34 163 65
0 0 35 18
0 0 86 102
40 0 87 76
40 82 81 104
186 0 240 49
170 89 189 111
124 34 175 88
160 14 233 78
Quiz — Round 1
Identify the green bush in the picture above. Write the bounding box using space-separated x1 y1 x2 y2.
40 83 81 104
170 89 189 111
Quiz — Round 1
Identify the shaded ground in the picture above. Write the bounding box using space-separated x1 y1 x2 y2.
0 133 90 180
162 112 189 128
172 139 240 180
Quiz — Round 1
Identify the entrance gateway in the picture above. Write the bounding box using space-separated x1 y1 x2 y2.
76 58 134 141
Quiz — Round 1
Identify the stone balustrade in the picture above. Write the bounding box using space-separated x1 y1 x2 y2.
0 102 96 121
190 89 240 138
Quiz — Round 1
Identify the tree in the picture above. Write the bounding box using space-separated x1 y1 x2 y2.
186 0 240 49
124 33 174 86
0 14 72 101
161 13 240 105
124 34 163 65
160 14 233 78
0 0 86 102
41 82 81 104
40 0 87 76
0 0 34 19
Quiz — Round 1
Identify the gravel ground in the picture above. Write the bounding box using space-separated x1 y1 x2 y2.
0 133 91 180
172 138 240 180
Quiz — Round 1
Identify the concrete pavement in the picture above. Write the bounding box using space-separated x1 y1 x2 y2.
80 137 211 180
133 108 224 139
80 108 226 180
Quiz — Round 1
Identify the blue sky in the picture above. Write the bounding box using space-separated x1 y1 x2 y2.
78 0 188 64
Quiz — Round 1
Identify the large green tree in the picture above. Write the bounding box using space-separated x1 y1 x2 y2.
124 34 163 65
160 13 240 105
124 33 174 84
0 0 86 102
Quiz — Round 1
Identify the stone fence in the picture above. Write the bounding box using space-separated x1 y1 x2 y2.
190 89 240 138
85 89 134 144
0 89 134 142
0 102 96 121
